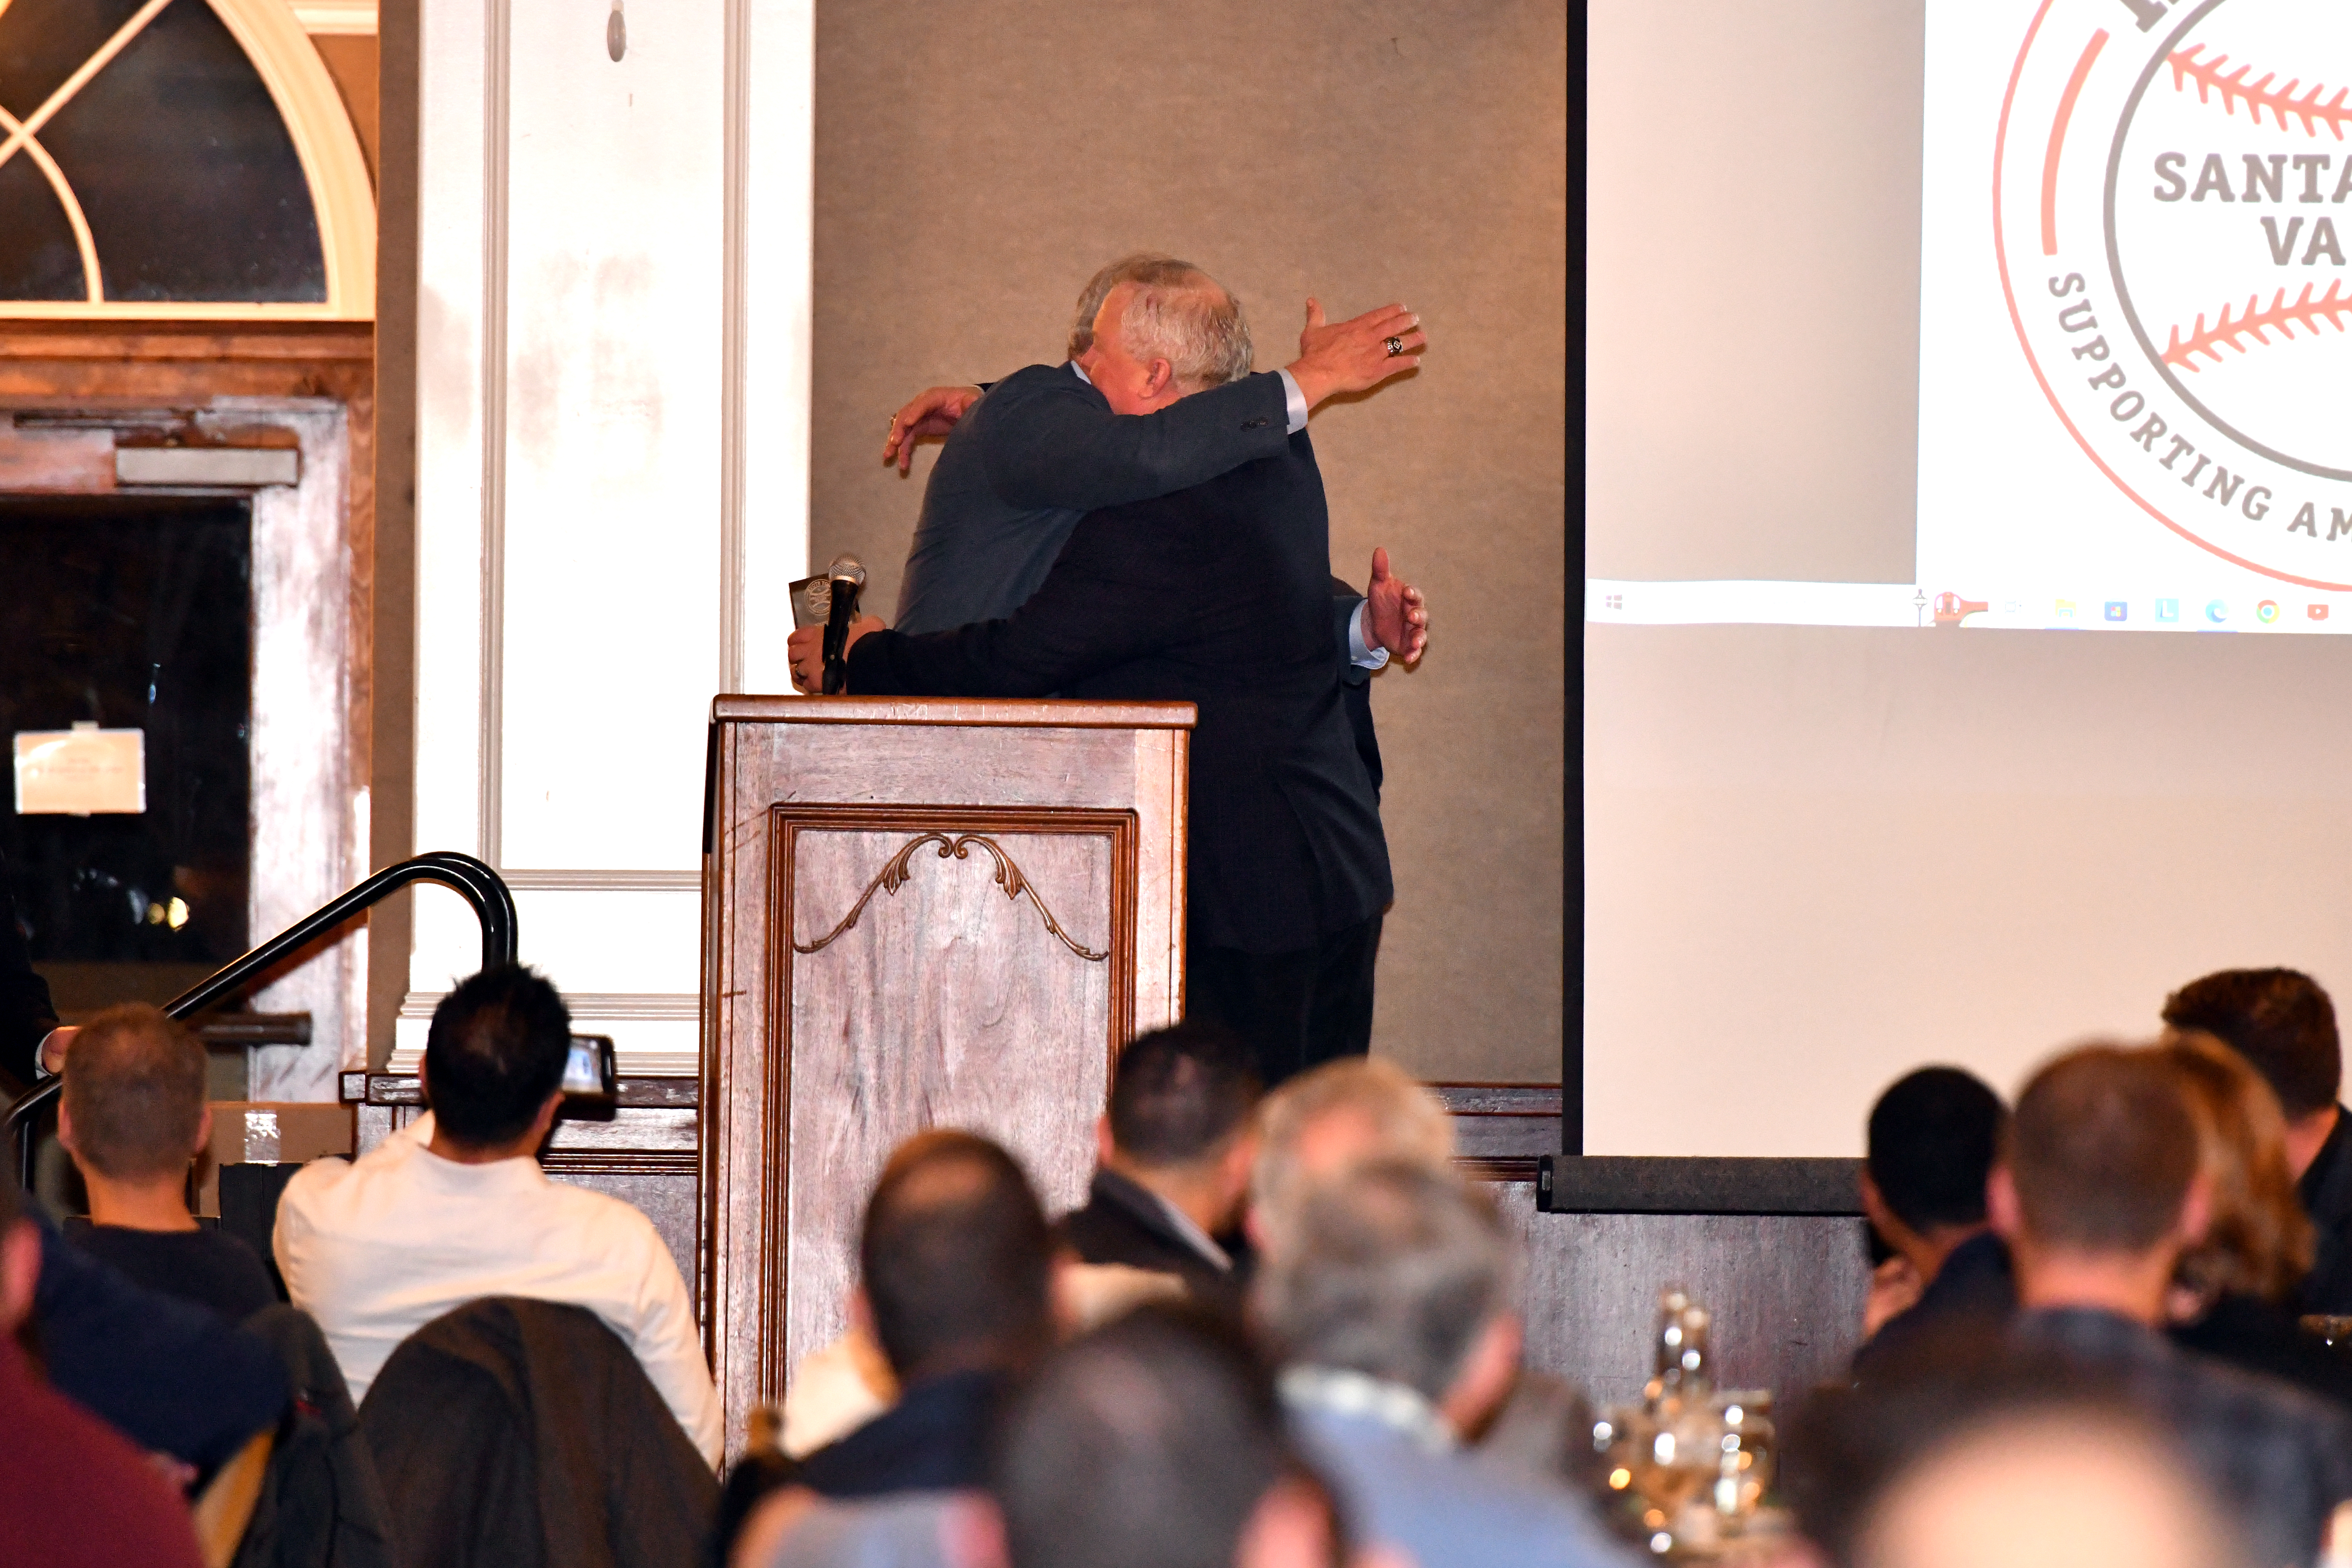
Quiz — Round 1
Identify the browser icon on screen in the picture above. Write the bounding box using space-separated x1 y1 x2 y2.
2206 600 2229 624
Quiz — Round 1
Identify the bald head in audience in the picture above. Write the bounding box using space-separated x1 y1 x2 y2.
1853 1406 2234 1568
1249 1059 1453 1260
992 1304 1348 1568
860 1131 1055 1384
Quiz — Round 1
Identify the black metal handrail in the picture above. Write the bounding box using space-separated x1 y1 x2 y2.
7 851 518 1190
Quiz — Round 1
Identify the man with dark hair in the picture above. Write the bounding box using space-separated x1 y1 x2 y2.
1060 1020 1261 1306
2161 966 2352 1311
795 1130 1056 1500
275 965 719 1463
1852 1067 2013 1372
59 1003 275 1321
1983 1044 2352 1566
1255 1160 1630 1568
0 1164 209 1568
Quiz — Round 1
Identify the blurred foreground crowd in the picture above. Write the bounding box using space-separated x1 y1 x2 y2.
9 964 2352 1568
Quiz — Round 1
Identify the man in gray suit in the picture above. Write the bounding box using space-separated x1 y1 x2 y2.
1256 1160 1637 1568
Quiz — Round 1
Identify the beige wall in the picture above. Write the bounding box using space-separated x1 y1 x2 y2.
811 0 1569 1082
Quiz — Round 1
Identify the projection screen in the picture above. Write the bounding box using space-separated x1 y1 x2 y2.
1585 0 2352 1156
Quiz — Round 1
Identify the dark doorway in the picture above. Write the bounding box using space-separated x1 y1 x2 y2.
0 495 251 1011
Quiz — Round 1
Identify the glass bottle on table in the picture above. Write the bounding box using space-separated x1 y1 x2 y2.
1625 1289 1729 1548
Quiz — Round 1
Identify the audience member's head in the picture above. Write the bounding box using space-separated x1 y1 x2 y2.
422 965 572 1152
58 1003 208 1187
2162 1030 2313 1308
1861 1067 2005 1258
1988 1045 2206 1319
1101 1020 1262 1231
2160 967 2340 1126
1249 1059 1453 1260
1254 1160 1519 1438
860 1131 1054 1384
989 1303 1341 1568
1788 1329 2235 1568
1853 1410 2232 1568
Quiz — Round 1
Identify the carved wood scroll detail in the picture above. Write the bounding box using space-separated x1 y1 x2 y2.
791 831 1110 962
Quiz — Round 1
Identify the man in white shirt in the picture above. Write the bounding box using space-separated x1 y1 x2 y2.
275 966 721 1465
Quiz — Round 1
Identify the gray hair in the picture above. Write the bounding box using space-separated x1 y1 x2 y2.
1250 1057 1454 1258
1254 1160 1515 1401
1066 252 1254 387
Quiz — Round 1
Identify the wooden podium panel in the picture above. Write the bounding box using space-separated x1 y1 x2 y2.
701 696 1192 1452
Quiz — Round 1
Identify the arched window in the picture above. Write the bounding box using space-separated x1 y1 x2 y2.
0 0 373 317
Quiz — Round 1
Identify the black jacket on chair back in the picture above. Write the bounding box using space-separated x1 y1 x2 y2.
358 1298 716 1568
847 430 1391 956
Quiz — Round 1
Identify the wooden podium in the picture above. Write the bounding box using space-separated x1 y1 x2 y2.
699 695 1194 1450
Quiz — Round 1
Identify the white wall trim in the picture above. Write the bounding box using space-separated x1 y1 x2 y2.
408 0 812 1061
401 988 700 1021
496 868 701 891
718 0 750 696
475 0 511 869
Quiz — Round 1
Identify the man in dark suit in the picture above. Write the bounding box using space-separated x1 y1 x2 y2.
879 252 1425 647
835 269 1391 1085
1059 1019 1261 1312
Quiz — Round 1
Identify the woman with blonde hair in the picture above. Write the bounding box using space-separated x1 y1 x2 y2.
2161 1031 2352 1408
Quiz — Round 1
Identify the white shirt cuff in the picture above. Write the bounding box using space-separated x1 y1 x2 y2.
1276 368 1309 435
1348 601 1390 670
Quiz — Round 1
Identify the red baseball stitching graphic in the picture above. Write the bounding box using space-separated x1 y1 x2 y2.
2166 44 2352 137
2162 281 2352 370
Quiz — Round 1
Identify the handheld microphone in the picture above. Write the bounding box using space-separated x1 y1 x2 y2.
820 553 867 694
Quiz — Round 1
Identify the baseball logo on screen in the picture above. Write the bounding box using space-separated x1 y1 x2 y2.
1997 0 2352 589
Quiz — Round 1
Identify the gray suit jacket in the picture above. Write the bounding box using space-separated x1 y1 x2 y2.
1288 1401 1636 1568
895 363 1293 634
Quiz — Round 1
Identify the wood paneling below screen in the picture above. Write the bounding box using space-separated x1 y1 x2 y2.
768 804 1137 1383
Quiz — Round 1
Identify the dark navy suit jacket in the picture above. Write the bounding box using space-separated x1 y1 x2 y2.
850 432 1392 956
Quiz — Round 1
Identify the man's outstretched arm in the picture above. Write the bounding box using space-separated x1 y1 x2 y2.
984 299 1425 511
882 299 1428 505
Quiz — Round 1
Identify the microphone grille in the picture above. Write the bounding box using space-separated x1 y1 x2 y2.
828 553 867 587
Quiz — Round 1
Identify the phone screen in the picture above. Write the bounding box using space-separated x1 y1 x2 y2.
561 1034 615 1096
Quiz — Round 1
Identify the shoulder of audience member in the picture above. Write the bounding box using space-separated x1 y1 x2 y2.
540 1173 675 1250
2170 1341 2352 1458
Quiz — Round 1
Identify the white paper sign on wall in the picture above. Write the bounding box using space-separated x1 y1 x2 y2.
13 725 146 815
